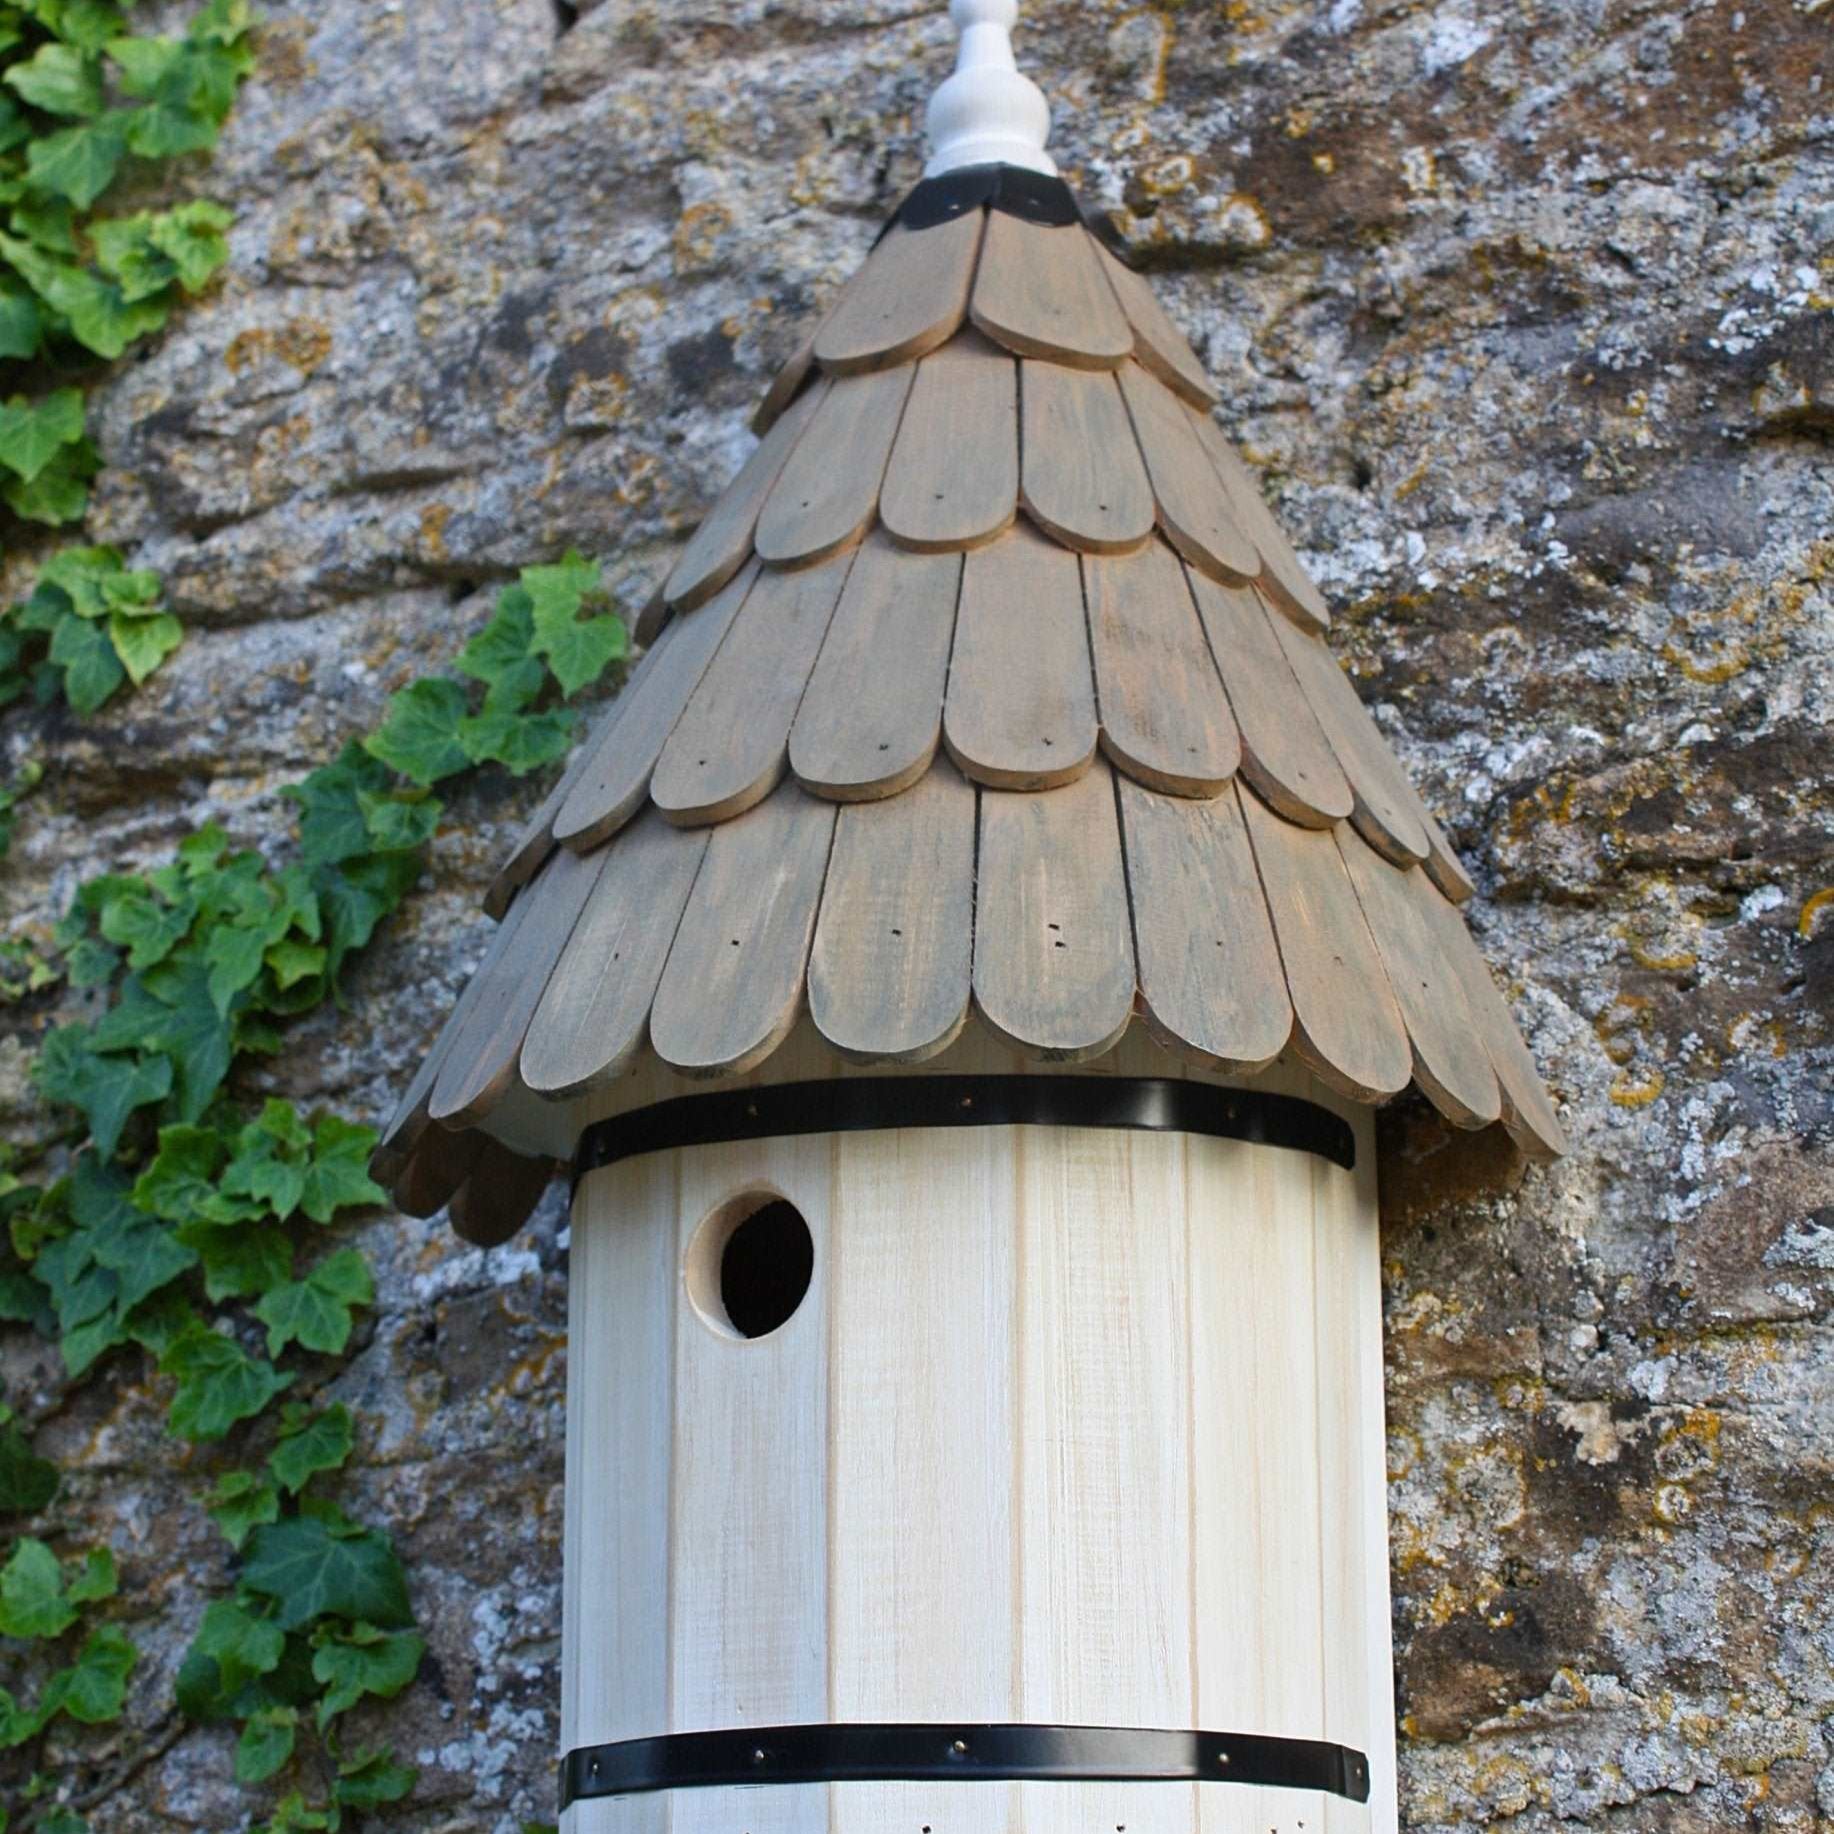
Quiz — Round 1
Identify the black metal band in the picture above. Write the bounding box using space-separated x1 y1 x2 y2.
561 1722 1370 1808
887 162 1084 237
573 1075 1353 1185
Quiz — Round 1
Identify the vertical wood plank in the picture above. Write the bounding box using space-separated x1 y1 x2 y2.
1189 1135 1329 1834
970 212 1134 368
879 335 1019 553
828 1125 1019 1834
1312 1110 1390 1834
1016 1125 1196 1834
566 1162 676 1834
1020 361 1155 555
814 211 984 374
669 1135 834 1834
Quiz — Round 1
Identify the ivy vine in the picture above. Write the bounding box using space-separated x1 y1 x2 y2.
4 553 627 1828
0 4 636 1824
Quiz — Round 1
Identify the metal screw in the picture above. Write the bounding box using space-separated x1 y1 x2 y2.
752 1748 767 1766
953 1739 970 1755
1216 1750 1231 1768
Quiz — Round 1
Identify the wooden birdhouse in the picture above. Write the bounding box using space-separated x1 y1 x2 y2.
371 5 1566 1829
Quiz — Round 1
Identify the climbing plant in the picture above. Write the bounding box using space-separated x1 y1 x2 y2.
3 555 627 1827
0 1 632 1822
0 0 249 724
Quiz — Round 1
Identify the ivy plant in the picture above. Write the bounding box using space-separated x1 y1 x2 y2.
4 553 629 1825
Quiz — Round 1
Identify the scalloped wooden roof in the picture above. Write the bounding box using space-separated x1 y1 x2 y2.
372 187 1566 1243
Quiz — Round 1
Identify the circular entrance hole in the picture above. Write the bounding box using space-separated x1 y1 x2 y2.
686 1193 814 1340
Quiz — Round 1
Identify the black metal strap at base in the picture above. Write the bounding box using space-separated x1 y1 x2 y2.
561 1722 1370 1809
574 1075 1355 1187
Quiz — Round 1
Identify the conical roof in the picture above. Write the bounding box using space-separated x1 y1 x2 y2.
371 173 1567 1244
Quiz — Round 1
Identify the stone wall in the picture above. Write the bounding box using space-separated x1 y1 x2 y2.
2 1 1829 1829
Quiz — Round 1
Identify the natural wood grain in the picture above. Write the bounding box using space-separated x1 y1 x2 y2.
669 1138 831 1834
970 211 1134 369
943 523 1097 790
519 811 710 1099
553 559 758 852
1093 237 1220 409
1412 791 1479 905
829 1124 1018 1834
648 786 837 1076
1019 360 1155 554
1016 1124 1196 1834
1410 873 1568 1158
662 381 826 611
429 845 602 1127
789 535 960 802
650 549 854 825
1190 406 1333 634
1337 825 1502 1128
1189 569 1354 826
1117 360 1260 584
447 1138 553 1248
1085 538 1241 796
1268 603 1432 866
879 334 1018 552
1117 777 1292 1071
1191 1134 1328 1834
750 316 820 436
1239 793 1413 1101
973 760 1135 1060
807 761 975 1062
566 1158 675 1830
813 209 982 374
1312 1121 1401 1834
481 767 569 922
754 364 914 569
392 1123 483 1222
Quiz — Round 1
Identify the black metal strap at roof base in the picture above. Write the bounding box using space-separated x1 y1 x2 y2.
561 1722 1370 1808
573 1075 1354 1188
875 161 1084 245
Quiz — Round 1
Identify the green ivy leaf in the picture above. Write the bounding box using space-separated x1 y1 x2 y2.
0 386 83 482
254 1248 373 1356
202 1470 279 1551
241 1512 413 1631
107 608 181 686
65 1546 117 1605
300 1115 386 1224
183 1218 291 1302
38 1624 135 1724
312 1625 422 1726
129 1122 226 1222
0 278 42 358
333 1745 417 1808
46 608 123 707
353 787 440 853
0 1416 58 1514
132 956 238 1120
96 883 194 970
34 1024 172 1156
148 198 232 291
176 1596 284 1717
523 550 626 696
362 676 471 786
268 1402 353 1495
236 1704 297 1784
5 43 103 118
455 585 534 689
314 850 423 984
285 743 392 867
0 1536 75 1638
458 703 575 776
25 114 126 208
159 1322 293 1442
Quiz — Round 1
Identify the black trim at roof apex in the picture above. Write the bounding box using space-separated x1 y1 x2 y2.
877 161 1084 243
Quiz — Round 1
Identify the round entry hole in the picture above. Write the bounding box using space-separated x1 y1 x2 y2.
688 1192 813 1340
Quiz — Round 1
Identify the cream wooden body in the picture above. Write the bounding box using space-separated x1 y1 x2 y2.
561 1030 1396 1834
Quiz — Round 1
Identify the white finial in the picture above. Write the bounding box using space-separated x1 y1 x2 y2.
924 0 1056 178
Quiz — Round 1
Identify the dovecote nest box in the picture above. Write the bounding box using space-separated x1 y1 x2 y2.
371 4 1567 1828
